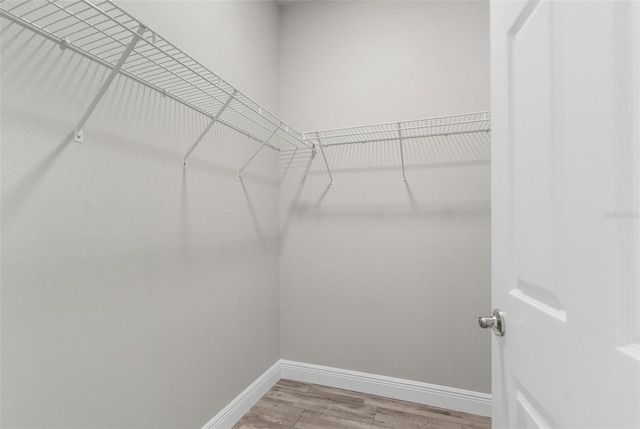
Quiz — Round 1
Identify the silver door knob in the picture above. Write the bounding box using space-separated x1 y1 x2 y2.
478 309 505 336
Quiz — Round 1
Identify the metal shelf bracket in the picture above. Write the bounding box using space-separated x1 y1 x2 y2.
183 90 237 166
237 125 280 179
73 25 147 143
316 133 334 187
398 122 407 184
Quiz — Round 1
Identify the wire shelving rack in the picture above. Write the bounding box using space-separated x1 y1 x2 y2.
301 111 491 184
0 0 312 167
1 1 491 184
304 112 490 146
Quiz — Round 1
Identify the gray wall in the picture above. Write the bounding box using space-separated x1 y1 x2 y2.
2 2 492 428
278 1 492 394
277 1 490 130
1 2 281 428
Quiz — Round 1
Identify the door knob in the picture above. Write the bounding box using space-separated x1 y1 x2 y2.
478 309 505 336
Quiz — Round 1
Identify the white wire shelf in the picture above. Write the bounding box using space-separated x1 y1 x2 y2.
0 0 310 153
302 111 491 147
300 112 491 185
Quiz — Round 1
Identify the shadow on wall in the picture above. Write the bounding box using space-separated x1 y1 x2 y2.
279 132 491 241
1 21 278 245
1 11 284 429
277 127 492 392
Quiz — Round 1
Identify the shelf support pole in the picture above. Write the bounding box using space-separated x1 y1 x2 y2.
183 90 237 166
398 123 407 184
73 25 147 143
316 132 334 187
237 125 280 179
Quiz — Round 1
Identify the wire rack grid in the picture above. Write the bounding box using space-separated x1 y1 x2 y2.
298 111 491 185
302 111 491 147
0 0 310 151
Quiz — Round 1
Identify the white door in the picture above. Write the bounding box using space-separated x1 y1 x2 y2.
490 0 640 428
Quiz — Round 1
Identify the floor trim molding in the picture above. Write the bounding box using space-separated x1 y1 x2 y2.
201 360 281 429
280 360 491 417
203 359 492 428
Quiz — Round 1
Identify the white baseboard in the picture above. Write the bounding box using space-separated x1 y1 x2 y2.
203 359 492 428
201 360 281 429
280 360 492 417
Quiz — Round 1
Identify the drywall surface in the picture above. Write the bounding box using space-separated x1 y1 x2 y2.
278 1 490 131
1 2 280 428
123 0 280 112
278 1 492 394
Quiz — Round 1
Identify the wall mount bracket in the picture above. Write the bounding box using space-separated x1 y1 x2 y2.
73 25 147 143
183 90 237 166
315 133 335 188
237 125 281 179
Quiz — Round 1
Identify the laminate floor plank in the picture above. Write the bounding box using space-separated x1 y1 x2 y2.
263 387 377 423
276 379 313 393
308 385 368 404
363 395 491 428
233 381 491 429
234 416 293 429
373 407 477 429
245 399 304 426
294 410 374 429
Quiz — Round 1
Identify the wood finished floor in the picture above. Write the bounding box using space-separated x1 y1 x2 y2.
231 379 491 429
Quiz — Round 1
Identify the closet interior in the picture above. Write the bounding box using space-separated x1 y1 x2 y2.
1 0 489 182
1 0 491 428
